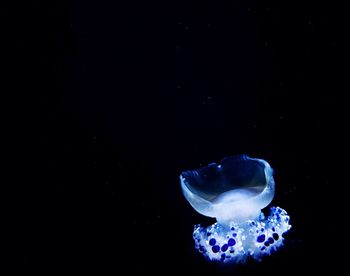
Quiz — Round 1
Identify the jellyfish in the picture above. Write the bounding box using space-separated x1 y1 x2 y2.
180 155 291 263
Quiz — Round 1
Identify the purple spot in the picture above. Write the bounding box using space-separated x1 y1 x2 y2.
221 244 228 252
209 238 216 246
212 245 220 253
257 234 266 243
228 238 236 246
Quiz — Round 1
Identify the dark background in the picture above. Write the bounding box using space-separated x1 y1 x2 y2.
20 0 346 274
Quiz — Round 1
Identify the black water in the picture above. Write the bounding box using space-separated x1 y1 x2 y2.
25 0 346 274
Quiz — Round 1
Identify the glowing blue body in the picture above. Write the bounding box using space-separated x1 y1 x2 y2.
180 155 291 263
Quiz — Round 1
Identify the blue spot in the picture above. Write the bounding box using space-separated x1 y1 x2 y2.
221 244 228 252
209 238 216 246
231 227 235 231
220 253 226 261
212 245 220 253
230 249 235 254
232 233 237 237
264 241 270 247
207 232 211 236
272 227 275 232
273 233 279 240
228 238 236 246
257 234 265 243
268 237 274 244
261 246 266 251
261 228 264 232
199 245 205 252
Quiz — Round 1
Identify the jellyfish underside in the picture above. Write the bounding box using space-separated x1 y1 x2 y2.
180 155 291 263
181 156 275 225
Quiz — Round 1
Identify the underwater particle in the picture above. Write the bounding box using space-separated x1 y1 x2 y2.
181 154 292 263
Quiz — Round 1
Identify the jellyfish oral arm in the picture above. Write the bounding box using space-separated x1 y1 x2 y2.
192 206 291 263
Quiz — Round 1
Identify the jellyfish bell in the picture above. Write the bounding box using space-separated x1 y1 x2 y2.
180 155 275 225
